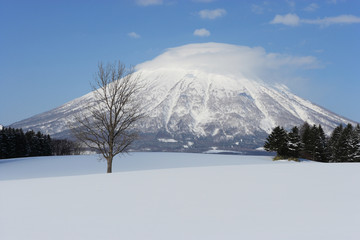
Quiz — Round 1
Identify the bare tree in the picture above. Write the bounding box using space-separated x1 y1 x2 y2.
70 61 145 173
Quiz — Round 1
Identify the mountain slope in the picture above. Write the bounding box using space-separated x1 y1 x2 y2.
11 43 356 152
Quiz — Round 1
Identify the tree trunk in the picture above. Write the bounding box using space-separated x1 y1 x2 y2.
107 157 113 173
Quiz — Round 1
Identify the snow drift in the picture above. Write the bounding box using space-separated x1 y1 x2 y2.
1 153 360 240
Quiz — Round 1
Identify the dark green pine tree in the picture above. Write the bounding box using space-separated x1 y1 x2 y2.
264 126 289 158
0 128 8 159
25 130 37 156
6 128 15 158
336 124 353 162
43 135 52 156
0 127 55 159
312 125 327 162
14 128 27 158
349 124 360 162
328 125 343 162
288 126 301 158
300 122 313 160
354 124 360 162
35 131 44 156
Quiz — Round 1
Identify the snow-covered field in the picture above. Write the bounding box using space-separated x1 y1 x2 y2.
1 153 360 240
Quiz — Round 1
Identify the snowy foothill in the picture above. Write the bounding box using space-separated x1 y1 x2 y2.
1 152 360 240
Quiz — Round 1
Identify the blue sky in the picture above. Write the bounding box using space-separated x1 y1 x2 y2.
1 0 359 126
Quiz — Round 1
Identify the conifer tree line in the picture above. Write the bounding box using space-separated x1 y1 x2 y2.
264 122 360 162
0 127 80 159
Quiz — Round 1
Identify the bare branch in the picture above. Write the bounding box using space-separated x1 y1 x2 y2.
69 61 146 173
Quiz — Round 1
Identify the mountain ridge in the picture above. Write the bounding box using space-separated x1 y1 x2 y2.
11 43 357 152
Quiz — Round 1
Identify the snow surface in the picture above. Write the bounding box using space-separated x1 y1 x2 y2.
204 149 243 154
1 153 360 240
158 138 178 143
0 153 271 180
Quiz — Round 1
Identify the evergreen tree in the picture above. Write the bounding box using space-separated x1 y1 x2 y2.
328 125 343 162
300 122 313 160
312 125 327 162
354 124 360 162
349 124 360 162
25 130 36 156
43 135 52 156
263 122 358 163
14 128 27 158
288 126 301 158
264 126 289 157
36 131 44 156
0 127 54 159
7 128 17 158
0 128 8 158
336 124 353 162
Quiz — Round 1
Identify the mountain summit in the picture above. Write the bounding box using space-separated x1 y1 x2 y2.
11 43 355 152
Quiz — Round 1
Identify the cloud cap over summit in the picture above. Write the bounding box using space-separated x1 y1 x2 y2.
137 42 320 81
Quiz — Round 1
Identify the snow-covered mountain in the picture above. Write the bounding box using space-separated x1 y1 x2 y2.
11 43 356 152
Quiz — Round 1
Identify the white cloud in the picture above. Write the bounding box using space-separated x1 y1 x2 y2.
199 8 227 20
270 13 300 26
136 42 320 82
135 0 163 6
128 32 141 39
303 15 360 26
304 3 319 12
193 28 210 37
271 13 360 27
